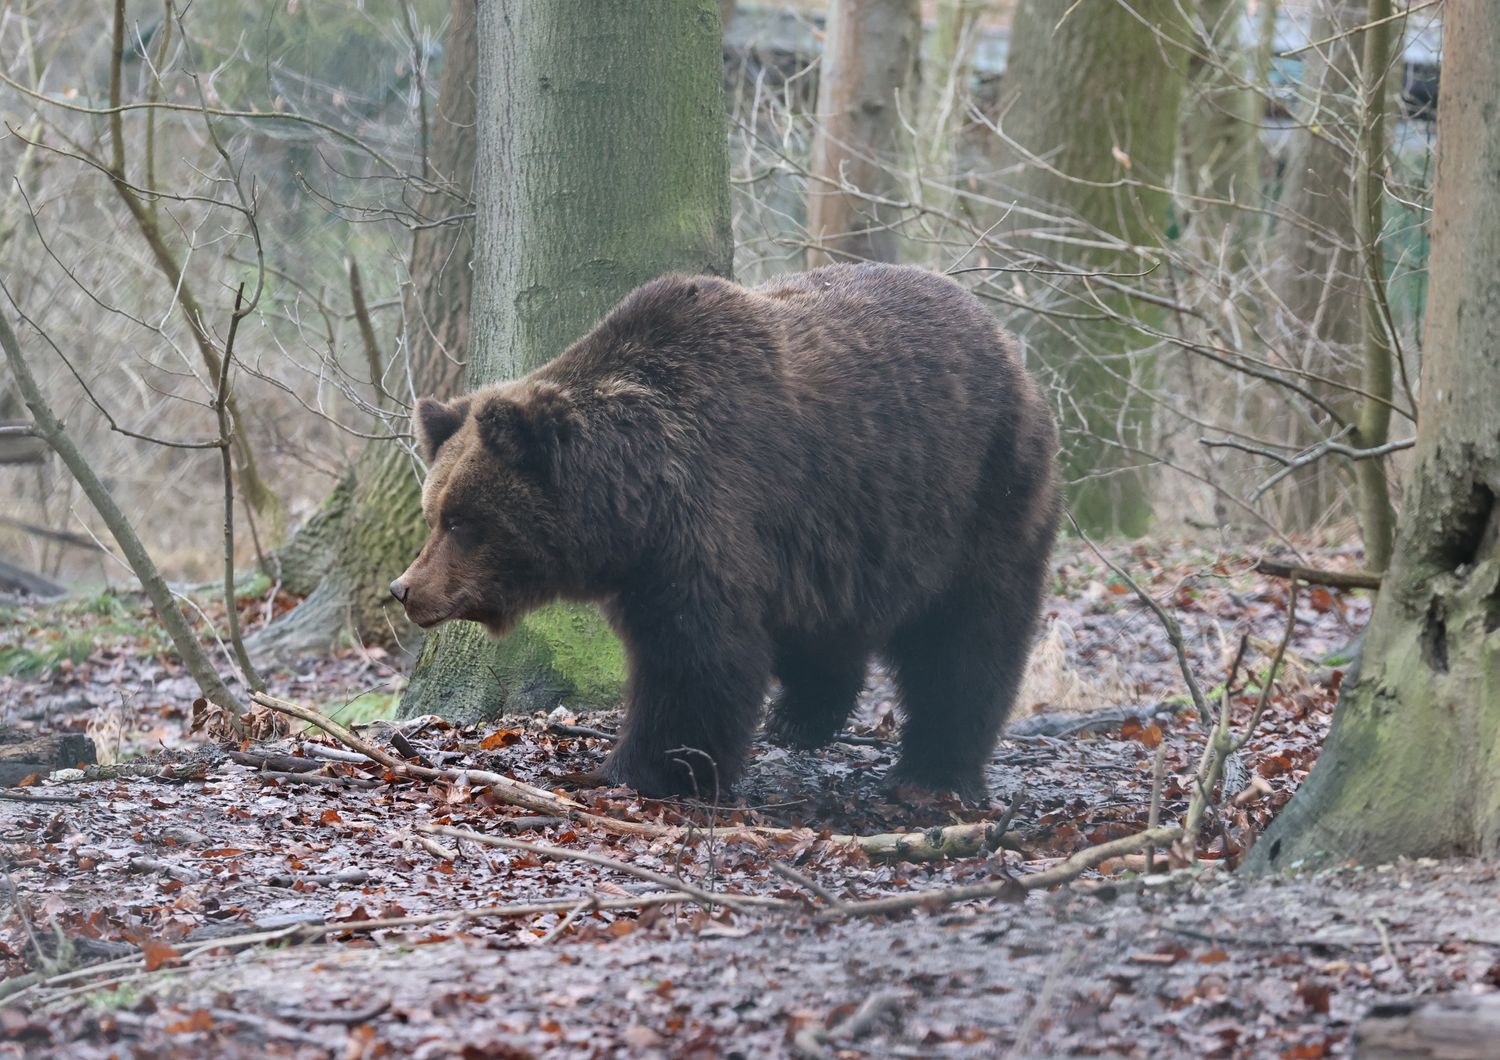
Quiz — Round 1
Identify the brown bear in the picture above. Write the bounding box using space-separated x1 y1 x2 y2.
391 263 1060 800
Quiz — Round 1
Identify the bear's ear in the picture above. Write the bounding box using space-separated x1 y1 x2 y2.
415 397 469 460
473 382 579 475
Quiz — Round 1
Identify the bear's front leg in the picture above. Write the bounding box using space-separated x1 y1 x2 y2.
600 600 771 799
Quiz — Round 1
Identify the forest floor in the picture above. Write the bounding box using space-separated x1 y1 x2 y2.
4 540 1498 1058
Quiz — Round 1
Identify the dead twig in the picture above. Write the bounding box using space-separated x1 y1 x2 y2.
1069 514 1213 728
1145 740 1168 874
546 722 617 742
538 898 592 945
3 893 698 1007
771 861 846 910
267 869 371 888
252 692 656 831
414 833 458 861
794 989 909 1057
420 824 793 914
1236 582 1300 752
273 999 391 1026
0 790 80 804
251 771 380 790
258 693 1013 857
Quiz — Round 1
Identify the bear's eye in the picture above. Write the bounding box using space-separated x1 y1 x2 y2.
442 514 464 534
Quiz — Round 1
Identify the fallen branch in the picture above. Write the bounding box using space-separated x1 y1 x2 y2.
841 822 1014 861
821 826 1184 919
0 789 80 804
794 988 909 1058
251 770 380 790
1254 557 1382 591
546 722 617 742
254 692 1020 857
420 824 793 914
771 861 846 910
253 692 658 836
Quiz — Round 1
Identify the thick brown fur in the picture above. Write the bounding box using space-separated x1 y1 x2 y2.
392 263 1061 800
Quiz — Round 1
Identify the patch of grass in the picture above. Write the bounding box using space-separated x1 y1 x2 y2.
0 588 170 679
86 982 147 1010
312 690 401 731
0 629 97 678
233 570 273 601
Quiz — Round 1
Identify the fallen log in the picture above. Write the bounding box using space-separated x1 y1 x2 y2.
1354 995 1500 1059
0 728 97 785
0 558 66 599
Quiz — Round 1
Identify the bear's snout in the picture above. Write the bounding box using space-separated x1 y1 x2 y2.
389 578 409 604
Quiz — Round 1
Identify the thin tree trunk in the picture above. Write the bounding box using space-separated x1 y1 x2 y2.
1349 0 1399 573
254 0 476 655
1247 0 1500 870
915 0 986 224
805 0 921 266
1265 1 1363 531
398 0 733 723
1182 0 1262 267
995 0 1191 537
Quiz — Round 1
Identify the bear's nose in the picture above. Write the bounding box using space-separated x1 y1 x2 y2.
389 579 409 604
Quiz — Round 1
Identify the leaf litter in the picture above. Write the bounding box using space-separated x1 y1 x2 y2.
5 541 1496 1058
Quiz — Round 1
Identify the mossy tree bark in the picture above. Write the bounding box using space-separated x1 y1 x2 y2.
1247 0 1500 871
254 0 477 656
805 0 921 266
398 0 733 722
994 0 1191 537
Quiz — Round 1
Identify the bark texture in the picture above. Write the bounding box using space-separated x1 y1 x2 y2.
399 0 733 722
255 0 477 655
1182 0 1262 264
995 0 1191 537
805 0 921 266
1265 1 1363 530
1248 0 1500 870
915 0 985 223
1349 0 1399 573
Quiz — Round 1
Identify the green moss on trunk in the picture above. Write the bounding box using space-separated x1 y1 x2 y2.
397 1 731 724
1247 1 1500 871
398 604 625 724
996 0 1191 537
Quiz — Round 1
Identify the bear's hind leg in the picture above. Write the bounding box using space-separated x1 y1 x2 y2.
765 640 867 750
886 574 1043 801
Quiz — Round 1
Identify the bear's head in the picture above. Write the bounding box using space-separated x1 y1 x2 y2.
390 380 583 636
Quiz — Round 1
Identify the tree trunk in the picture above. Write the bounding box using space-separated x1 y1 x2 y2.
1264 1 1363 531
915 0 986 224
253 0 477 656
995 0 1191 537
1348 0 1400 573
398 0 733 722
1355 996 1500 1059
805 0 921 266
1181 0 1262 266
1247 0 1500 871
